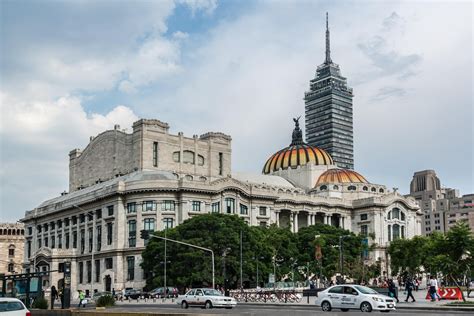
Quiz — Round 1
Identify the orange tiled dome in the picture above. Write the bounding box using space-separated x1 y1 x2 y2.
262 118 334 174
316 168 369 185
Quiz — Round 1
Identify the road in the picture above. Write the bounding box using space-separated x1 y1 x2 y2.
105 303 473 315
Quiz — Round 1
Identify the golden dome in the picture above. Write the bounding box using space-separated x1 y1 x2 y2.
262 118 334 174
316 168 369 185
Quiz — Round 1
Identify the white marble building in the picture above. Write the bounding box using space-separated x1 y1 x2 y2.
21 118 421 296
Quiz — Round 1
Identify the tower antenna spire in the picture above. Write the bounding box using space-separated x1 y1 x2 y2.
325 12 332 64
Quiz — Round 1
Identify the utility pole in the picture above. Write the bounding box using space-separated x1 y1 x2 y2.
164 226 167 298
240 230 243 289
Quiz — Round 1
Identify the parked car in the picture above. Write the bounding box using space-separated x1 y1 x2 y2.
149 287 179 298
0 298 31 316
124 289 149 300
315 284 396 312
177 288 237 309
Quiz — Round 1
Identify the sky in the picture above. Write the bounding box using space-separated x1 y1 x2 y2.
0 0 472 222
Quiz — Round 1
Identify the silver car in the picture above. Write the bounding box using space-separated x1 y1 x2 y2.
177 288 237 309
0 298 31 316
315 284 396 312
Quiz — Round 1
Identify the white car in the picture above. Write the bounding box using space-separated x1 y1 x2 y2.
0 298 31 316
315 284 396 312
177 288 237 309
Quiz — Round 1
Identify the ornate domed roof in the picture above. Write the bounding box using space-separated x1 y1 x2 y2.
316 168 369 185
263 118 334 174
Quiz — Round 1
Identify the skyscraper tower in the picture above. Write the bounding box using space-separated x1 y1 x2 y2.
304 13 354 170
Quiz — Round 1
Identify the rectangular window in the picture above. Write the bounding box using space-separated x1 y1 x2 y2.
240 204 248 215
73 231 77 248
219 152 223 176
162 200 175 212
44 224 48 232
163 218 174 230
143 201 156 212
128 220 136 247
37 225 42 233
225 198 235 214
87 260 92 283
88 227 93 252
44 236 49 248
153 142 158 167
79 262 84 283
105 258 113 269
95 259 100 282
87 213 93 221
107 205 114 216
65 233 70 249
127 202 137 213
57 220 62 229
72 216 77 225
211 202 220 213
28 227 32 235
192 201 201 212
51 235 55 249
127 256 135 280
38 238 42 248
96 209 102 219
80 214 85 223
27 241 31 258
96 225 102 251
259 221 267 227
360 225 368 236
259 206 267 216
8 249 14 257
360 214 368 221
144 218 155 231
107 223 113 245
80 230 85 254
65 218 69 227
50 222 55 230
58 234 62 249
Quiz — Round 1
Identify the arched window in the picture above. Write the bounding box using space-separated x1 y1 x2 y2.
392 208 400 220
185 175 193 181
363 186 368 191
371 187 376 192
183 150 195 164
348 185 357 191
379 188 384 193
8 263 14 272
393 224 400 240
387 211 391 220
197 155 205 166
333 185 339 190
401 212 406 221
199 176 207 181
172 152 180 162
388 225 392 242
401 226 405 239
320 185 328 191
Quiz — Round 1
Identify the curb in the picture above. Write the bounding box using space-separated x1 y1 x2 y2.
239 302 474 311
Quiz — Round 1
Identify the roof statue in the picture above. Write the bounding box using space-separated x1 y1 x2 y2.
291 116 303 145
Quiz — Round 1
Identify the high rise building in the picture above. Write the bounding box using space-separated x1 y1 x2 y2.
304 13 354 169
408 169 474 234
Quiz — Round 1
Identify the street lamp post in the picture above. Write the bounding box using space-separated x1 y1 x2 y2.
339 235 349 282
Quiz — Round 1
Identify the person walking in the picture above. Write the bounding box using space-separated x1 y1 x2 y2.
404 278 416 302
429 275 438 302
78 290 86 308
388 279 399 303
59 288 64 309
50 285 58 309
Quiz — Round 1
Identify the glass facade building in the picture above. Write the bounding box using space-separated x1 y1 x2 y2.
304 13 354 170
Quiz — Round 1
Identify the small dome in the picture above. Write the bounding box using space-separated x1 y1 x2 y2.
263 118 333 174
316 168 368 185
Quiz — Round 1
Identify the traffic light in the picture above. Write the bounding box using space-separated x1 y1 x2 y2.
140 229 149 240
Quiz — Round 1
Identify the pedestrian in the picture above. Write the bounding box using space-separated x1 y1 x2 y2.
429 275 438 302
415 278 419 291
467 279 474 298
404 278 416 302
388 279 399 303
112 288 116 299
50 285 58 309
121 288 125 302
59 288 64 309
77 290 86 308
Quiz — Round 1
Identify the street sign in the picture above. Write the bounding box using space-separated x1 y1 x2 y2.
269 274 275 284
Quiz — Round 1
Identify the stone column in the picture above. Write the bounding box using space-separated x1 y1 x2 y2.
326 215 331 226
307 213 311 227
339 216 343 228
275 211 280 227
294 212 299 233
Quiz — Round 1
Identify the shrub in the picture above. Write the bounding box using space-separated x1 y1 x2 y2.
96 295 115 307
31 297 48 309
